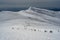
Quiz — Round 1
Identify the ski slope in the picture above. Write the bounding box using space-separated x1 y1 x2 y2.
0 7 60 40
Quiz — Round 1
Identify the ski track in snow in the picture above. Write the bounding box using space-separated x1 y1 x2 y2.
0 7 60 40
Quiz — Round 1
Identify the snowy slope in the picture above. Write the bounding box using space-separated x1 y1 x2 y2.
0 7 60 40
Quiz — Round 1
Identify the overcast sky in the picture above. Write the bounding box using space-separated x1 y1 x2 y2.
0 0 60 8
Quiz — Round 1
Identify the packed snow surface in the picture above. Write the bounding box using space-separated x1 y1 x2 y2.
0 7 60 40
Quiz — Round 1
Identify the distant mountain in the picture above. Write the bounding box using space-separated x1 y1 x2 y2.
0 7 60 12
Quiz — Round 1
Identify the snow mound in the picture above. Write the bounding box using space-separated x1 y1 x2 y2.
0 7 60 40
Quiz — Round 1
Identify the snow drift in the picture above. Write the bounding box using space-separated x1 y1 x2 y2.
0 7 60 40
